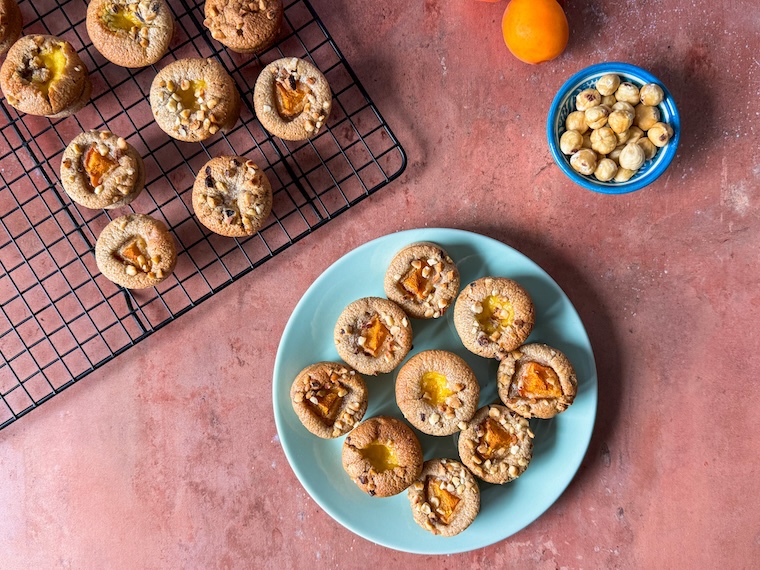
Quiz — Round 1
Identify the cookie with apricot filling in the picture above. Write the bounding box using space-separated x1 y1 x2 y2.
95 214 177 289
0 34 91 117
60 130 145 210
290 361 367 439
192 155 272 237
497 343 577 419
87 0 174 68
150 57 240 142
342 416 423 497
384 242 460 319
334 297 412 376
253 57 331 141
453 276 535 359
395 350 479 436
408 458 480 536
457 404 534 485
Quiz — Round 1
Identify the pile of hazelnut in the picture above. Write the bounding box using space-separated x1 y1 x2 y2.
560 74 673 183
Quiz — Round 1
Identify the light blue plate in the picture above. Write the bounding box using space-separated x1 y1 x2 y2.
272 228 598 554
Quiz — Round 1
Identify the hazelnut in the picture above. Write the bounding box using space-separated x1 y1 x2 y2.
590 127 617 155
626 126 645 144
640 83 664 106
582 131 593 149
601 95 617 107
594 158 618 182
619 142 646 171
614 167 636 182
647 122 673 147
570 149 598 175
585 104 611 129
608 144 625 163
596 74 621 97
612 101 635 114
636 138 658 160
560 130 584 155
565 110 589 134
616 129 631 145
575 88 602 111
634 104 660 131
615 82 640 105
608 109 634 134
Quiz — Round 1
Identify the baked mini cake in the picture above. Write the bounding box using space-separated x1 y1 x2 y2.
204 0 282 54
497 343 578 419
60 130 145 210
95 213 177 289
0 34 91 117
150 58 240 142
192 155 272 237
342 416 423 497
384 242 460 319
254 57 331 141
334 297 412 376
453 276 535 359
86 0 174 68
395 350 479 436
408 458 480 537
0 0 22 56
290 361 367 439
457 404 534 485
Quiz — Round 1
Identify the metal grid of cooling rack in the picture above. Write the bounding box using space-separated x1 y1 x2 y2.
0 0 407 430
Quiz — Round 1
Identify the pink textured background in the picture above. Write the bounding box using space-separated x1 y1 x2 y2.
2 0 759 568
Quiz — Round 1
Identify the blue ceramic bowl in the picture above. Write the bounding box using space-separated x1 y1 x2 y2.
547 62 680 194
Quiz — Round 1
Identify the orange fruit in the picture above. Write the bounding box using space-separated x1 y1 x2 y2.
502 0 569 64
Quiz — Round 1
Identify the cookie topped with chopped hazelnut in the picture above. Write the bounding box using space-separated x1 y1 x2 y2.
95 213 177 289
87 0 174 68
334 297 413 376
0 34 91 117
149 57 240 142
192 155 272 237
60 130 145 210
253 57 332 141
204 0 282 54
384 242 460 319
290 361 368 439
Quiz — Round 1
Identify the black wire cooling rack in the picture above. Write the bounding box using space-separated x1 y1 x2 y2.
0 0 407 430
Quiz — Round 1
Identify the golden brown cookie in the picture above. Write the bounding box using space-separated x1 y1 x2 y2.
60 130 145 210
203 0 282 54
253 57 332 141
0 0 22 56
149 57 240 142
95 214 177 289
453 276 535 359
290 362 368 439
0 34 91 117
334 297 413 376
408 458 480 537
497 343 578 419
395 350 480 436
457 404 534 485
86 0 174 68
384 242 460 319
191 155 272 237
342 416 423 497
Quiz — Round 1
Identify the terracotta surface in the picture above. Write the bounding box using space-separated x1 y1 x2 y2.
2 0 759 568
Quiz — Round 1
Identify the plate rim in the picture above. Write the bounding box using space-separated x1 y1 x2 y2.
272 228 598 554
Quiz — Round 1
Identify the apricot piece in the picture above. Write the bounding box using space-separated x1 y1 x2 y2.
361 441 399 472
308 388 342 424
426 477 460 524
274 76 310 120
476 295 514 334
421 371 453 407
400 265 433 300
102 6 143 32
361 315 389 358
84 145 118 188
480 417 516 459
518 361 562 399
118 237 147 267
36 44 67 97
